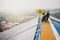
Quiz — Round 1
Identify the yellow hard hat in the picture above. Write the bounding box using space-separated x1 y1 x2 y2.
36 9 41 13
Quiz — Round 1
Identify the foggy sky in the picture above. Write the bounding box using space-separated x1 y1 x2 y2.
0 0 60 12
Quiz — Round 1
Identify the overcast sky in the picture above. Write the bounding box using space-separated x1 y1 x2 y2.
0 0 60 12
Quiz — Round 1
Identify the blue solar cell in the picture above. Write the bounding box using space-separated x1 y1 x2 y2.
34 20 41 40
51 20 60 35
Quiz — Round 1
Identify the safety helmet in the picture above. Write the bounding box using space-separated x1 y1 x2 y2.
36 9 41 13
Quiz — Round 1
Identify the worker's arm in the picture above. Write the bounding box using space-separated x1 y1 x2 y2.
45 12 47 16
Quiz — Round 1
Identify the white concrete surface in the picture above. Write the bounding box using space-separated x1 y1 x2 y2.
0 17 38 40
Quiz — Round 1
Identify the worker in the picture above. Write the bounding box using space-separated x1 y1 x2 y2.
36 9 45 24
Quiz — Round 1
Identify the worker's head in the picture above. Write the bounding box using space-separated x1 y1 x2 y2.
36 9 41 13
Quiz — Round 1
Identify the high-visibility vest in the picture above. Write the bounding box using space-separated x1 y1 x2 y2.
41 10 44 13
40 13 44 16
40 10 45 16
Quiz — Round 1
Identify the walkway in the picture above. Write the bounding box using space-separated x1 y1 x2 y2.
40 21 55 40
